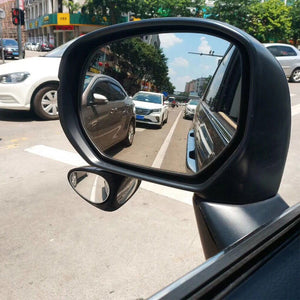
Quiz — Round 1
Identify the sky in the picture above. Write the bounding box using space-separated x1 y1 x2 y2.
159 33 230 92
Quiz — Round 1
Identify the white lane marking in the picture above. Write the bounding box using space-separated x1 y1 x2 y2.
135 128 145 132
90 176 99 203
152 111 182 168
24 145 193 205
25 145 86 166
290 93 296 97
141 181 192 205
292 104 300 116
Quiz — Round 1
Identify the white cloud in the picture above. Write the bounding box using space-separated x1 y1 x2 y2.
173 75 192 91
197 37 211 54
168 67 177 77
160 33 183 49
171 57 189 68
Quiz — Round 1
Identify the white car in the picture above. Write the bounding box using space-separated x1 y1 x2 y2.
0 40 73 120
264 43 300 83
184 98 200 119
132 91 168 128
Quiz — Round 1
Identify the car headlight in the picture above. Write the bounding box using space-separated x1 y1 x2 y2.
0 72 30 84
152 108 161 113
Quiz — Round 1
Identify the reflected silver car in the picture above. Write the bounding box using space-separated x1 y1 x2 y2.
264 43 300 83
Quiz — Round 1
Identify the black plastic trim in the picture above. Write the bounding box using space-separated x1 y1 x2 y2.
58 18 290 204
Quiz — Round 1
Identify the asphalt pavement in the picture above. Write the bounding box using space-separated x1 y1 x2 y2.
0 59 299 299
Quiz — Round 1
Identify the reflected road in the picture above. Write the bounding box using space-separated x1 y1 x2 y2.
107 106 193 174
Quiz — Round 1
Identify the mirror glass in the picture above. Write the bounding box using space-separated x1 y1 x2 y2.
69 171 110 203
80 32 242 175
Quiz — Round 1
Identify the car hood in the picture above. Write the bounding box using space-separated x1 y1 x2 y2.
133 100 162 109
0 56 61 76
186 104 198 109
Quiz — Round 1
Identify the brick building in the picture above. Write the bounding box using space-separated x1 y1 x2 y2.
0 0 26 41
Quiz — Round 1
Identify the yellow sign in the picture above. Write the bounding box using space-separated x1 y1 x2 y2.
57 13 70 25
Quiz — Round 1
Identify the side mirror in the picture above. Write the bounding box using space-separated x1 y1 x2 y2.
68 167 141 211
92 93 108 105
58 18 291 205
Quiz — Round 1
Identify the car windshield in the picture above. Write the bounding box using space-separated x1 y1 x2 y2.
189 100 200 105
133 93 162 104
44 38 76 58
3 40 18 47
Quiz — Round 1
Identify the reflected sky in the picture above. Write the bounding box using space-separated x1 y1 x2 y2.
159 33 230 91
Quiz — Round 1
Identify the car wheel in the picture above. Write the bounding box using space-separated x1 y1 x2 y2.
290 68 300 83
124 120 135 146
32 84 59 120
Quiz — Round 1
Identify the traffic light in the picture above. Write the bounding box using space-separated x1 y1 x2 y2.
12 8 20 25
11 8 24 26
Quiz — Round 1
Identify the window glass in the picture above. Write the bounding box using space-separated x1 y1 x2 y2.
3 39 18 47
93 81 126 101
109 82 127 100
276 46 296 57
204 46 235 109
267 46 280 56
203 45 241 124
94 81 112 100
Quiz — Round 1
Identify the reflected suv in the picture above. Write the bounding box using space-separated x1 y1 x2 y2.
132 91 168 128
264 43 300 83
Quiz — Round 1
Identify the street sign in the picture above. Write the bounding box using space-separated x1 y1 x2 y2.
0 9 6 19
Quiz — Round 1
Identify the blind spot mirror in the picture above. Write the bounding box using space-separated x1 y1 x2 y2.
79 32 242 175
68 167 141 211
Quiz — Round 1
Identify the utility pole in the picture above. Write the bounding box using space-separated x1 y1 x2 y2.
0 9 5 63
16 0 23 59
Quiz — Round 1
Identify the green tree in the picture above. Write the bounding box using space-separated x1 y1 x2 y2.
105 38 174 95
83 0 205 24
289 0 300 46
247 0 291 42
210 0 260 32
63 0 82 14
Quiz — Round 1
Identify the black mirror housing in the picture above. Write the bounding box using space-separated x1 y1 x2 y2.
58 18 291 205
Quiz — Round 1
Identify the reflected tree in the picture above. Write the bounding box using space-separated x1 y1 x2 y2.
104 38 175 95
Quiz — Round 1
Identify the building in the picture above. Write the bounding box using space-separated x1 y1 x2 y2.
0 0 25 40
185 77 209 97
24 0 117 47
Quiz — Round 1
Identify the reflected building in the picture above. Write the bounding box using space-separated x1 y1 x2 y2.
185 77 210 97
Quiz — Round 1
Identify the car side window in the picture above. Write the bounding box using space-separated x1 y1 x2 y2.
267 46 280 57
108 82 127 101
203 46 242 124
276 46 297 57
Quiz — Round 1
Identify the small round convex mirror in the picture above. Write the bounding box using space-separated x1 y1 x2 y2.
68 170 110 204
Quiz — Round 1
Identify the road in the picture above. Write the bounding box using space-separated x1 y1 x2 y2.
0 107 202 299
0 80 299 299
105 106 192 174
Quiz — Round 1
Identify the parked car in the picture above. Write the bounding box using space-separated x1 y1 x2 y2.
183 98 200 119
81 74 136 151
30 42 40 51
0 39 74 120
264 43 300 83
24 42 32 50
0 38 25 59
37 42 53 52
132 91 168 128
